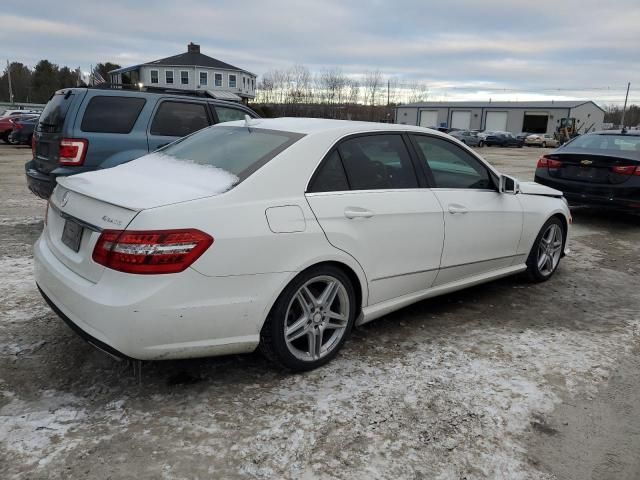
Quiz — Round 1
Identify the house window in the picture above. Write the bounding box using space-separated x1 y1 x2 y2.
214 73 222 87
180 71 189 85
150 70 159 84
229 74 237 88
199 71 208 86
243 77 246 89
165 70 174 84
251 78 255 90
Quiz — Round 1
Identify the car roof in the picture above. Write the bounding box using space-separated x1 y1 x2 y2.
218 117 448 137
591 129 640 136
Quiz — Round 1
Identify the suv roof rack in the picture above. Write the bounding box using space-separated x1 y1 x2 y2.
88 83 211 98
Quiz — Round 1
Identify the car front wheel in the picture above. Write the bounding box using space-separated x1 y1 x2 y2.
259 265 356 371
526 217 564 282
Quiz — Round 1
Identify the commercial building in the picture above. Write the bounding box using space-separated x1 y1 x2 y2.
395 100 605 134
109 43 256 103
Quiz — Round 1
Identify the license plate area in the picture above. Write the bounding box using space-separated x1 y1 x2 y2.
62 218 84 252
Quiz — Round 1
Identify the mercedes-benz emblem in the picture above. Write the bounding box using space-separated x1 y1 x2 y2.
60 191 70 207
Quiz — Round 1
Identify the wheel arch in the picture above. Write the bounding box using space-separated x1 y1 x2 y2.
259 257 368 331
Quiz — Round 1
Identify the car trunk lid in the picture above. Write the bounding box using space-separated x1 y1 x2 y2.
46 186 140 283
545 153 640 185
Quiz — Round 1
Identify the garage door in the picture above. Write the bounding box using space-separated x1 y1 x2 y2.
485 111 508 132
451 111 471 130
419 110 438 128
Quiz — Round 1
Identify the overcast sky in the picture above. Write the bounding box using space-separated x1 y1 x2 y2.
2 0 639 103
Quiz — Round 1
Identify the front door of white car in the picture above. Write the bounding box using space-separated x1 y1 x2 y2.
410 134 523 285
306 134 445 305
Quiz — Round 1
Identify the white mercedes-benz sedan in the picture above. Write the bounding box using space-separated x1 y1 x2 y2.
34 118 571 370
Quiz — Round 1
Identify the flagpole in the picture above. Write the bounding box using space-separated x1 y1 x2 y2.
7 60 14 104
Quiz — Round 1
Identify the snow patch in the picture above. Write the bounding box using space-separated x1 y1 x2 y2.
58 152 239 210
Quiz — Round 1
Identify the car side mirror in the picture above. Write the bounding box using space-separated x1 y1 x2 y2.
499 174 519 194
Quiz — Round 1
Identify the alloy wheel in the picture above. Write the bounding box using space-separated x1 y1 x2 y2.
537 223 563 276
284 275 350 362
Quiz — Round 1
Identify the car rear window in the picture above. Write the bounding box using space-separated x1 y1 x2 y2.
161 126 304 180
81 96 146 134
38 92 74 133
567 134 640 153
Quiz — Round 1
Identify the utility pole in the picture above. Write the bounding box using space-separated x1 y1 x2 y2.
7 60 14 104
620 82 630 129
387 79 390 106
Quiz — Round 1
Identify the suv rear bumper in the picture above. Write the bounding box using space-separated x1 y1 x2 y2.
25 160 55 199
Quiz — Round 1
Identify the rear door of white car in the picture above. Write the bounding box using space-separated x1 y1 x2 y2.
409 134 523 286
305 133 444 305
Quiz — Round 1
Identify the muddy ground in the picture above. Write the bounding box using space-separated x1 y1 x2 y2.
1 144 639 479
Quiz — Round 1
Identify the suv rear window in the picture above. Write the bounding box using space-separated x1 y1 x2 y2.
81 96 146 134
38 92 74 133
161 126 303 180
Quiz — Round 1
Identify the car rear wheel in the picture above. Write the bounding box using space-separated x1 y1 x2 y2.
478 140 484 147
542 142 547 148
259 265 356 371
526 217 564 282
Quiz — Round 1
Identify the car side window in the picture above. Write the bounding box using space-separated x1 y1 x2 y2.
337 135 418 190
150 101 210 137
412 135 494 190
81 96 146 134
215 106 249 123
308 150 350 192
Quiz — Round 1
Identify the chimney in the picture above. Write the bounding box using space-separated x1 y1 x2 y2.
188 42 200 54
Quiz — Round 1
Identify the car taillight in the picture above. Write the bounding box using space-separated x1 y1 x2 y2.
537 156 562 168
59 138 88 166
92 229 213 274
611 165 640 176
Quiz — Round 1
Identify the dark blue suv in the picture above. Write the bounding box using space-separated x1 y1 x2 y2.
26 87 259 198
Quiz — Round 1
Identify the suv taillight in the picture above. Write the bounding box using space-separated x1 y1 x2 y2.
92 229 213 274
537 155 562 169
59 138 88 166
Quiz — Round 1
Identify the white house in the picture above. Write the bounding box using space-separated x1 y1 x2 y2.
109 43 257 103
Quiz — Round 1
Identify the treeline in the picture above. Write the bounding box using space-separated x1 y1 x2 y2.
604 104 640 127
0 61 120 104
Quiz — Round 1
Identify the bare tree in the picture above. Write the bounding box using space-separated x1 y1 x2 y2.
362 70 383 106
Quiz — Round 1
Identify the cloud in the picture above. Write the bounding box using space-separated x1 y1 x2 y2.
1 0 639 103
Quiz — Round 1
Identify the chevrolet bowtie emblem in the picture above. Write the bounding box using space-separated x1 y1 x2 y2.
581 159 593 166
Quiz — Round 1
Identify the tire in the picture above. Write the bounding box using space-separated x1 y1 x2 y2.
478 141 484 147
259 265 356 371
526 217 564 282
542 142 547 148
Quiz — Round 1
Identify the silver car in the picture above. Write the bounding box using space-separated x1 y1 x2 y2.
525 133 560 148
449 130 483 147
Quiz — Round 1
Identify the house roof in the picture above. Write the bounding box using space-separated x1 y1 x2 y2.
109 43 256 77
399 100 604 112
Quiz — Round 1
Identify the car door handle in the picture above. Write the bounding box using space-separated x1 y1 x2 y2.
448 204 469 214
344 207 374 219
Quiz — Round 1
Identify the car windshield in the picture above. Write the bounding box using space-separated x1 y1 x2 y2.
161 126 304 180
567 134 640 153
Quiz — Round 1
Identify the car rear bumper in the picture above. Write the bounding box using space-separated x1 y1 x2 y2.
34 232 291 360
25 160 56 199
535 172 640 210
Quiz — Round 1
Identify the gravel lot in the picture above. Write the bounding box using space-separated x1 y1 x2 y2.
1 144 639 479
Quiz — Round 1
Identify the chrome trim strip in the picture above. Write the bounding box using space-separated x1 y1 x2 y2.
371 267 438 282
370 254 519 282
440 254 518 270
49 201 103 233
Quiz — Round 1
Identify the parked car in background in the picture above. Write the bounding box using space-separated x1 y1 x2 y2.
35 118 570 371
0 109 42 117
9 116 38 145
535 130 640 211
25 87 259 199
484 132 524 147
0 114 39 143
449 130 484 147
525 133 560 148
516 132 534 141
